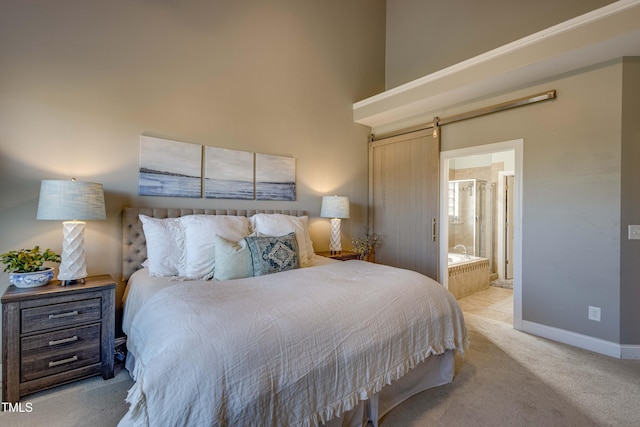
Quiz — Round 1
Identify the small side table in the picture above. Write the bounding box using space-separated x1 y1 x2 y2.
2 274 116 402
316 250 362 261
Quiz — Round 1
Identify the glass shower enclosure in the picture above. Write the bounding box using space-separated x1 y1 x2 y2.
447 179 495 270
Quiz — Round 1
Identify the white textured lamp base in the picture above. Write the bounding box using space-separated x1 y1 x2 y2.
329 218 342 254
58 221 88 285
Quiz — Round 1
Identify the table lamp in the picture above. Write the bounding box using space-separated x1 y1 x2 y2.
320 195 350 254
37 179 106 286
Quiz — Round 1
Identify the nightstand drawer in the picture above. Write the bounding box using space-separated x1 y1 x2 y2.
21 323 101 382
21 298 102 334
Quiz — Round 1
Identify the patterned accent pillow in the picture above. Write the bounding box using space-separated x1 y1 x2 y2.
244 232 299 276
249 214 314 267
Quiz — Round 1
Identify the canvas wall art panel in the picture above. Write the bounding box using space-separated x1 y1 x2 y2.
139 136 202 198
255 153 296 201
204 147 254 199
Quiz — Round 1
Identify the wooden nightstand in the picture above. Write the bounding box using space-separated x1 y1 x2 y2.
316 250 362 261
2 274 116 402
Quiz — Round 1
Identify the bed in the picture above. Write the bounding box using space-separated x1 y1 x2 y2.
118 207 468 427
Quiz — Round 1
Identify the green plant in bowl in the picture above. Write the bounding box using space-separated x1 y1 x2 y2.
1 246 60 273
1 246 61 288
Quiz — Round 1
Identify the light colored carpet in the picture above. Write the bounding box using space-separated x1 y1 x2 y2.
0 363 133 427
2 315 638 426
380 314 640 427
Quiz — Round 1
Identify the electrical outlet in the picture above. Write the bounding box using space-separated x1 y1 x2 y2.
588 306 601 322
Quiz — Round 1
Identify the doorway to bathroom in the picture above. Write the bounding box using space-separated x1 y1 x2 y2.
440 140 522 328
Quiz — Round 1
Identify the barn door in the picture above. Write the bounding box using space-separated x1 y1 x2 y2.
370 129 440 280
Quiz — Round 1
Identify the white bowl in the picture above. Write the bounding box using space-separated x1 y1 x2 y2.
9 268 54 288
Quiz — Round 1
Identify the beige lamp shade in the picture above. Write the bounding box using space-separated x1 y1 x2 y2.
320 195 350 253
37 180 106 221
320 195 350 219
37 179 106 285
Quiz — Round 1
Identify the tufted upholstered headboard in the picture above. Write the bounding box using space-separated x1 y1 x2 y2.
122 207 308 282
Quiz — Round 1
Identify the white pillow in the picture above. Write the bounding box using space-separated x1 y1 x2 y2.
249 213 314 267
139 215 185 277
180 215 252 279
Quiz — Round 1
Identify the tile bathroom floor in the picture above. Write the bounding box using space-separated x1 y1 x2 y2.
456 285 513 324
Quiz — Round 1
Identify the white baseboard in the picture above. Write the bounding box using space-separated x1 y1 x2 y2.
521 320 640 359
620 345 640 360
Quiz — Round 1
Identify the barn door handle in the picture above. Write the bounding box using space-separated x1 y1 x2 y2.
432 218 437 242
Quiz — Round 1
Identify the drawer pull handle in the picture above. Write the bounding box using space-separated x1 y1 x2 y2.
48 355 78 367
49 335 79 346
49 310 79 320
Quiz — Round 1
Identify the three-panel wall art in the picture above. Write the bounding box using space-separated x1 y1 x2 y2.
138 135 296 201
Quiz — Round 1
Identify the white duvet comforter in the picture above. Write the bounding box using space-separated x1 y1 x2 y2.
122 260 468 427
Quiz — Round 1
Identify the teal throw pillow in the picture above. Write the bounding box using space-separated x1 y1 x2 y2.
213 234 253 280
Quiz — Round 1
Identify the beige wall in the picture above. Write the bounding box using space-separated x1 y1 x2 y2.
385 0 616 89
0 1 386 331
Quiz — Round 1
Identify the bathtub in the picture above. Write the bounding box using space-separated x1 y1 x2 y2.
447 252 490 299
448 252 481 266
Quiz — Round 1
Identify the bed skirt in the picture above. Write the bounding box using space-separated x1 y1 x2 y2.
119 350 454 427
